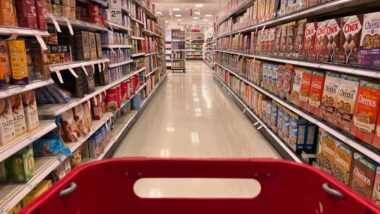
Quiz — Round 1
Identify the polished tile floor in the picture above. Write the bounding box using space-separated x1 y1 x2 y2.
114 61 279 198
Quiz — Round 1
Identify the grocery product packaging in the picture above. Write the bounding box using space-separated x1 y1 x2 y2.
0 0 18 27
74 104 90 137
0 98 15 146
339 14 363 65
304 22 317 60
308 71 325 115
22 91 39 131
372 167 380 207
333 142 353 186
326 18 341 62
60 109 80 142
0 40 11 88
299 69 312 110
316 20 329 61
320 72 341 124
7 39 29 85
293 19 306 58
285 21 296 58
359 12 380 67
283 65 294 101
350 153 376 200
5 145 35 183
316 129 336 175
34 0 47 30
106 87 118 112
290 67 304 106
21 180 52 207
74 31 90 61
10 95 27 137
15 0 38 29
89 32 98 60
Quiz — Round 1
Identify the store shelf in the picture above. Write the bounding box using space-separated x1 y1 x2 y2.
213 73 302 163
145 52 159 56
215 62 380 163
49 58 110 73
204 59 214 69
217 0 378 38
172 49 186 51
130 36 145 40
47 14 107 32
39 68 145 116
216 0 253 26
142 29 161 37
109 59 133 68
102 44 132 49
65 112 113 153
146 67 159 77
0 157 61 213
131 52 146 57
106 22 132 32
215 50 380 79
171 39 185 42
172 59 185 61
0 121 57 162
91 0 107 7
130 16 145 25
0 27 49 37
0 79 54 100
132 0 156 20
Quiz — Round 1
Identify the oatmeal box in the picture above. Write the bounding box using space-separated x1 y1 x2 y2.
320 72 341 124
352 80 380 145
350 153 376 200
359 12 380 67
339 14 363 65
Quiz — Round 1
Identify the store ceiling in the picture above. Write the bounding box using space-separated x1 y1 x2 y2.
151 0 228 30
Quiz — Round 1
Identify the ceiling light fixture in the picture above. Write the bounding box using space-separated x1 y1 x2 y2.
195 4 203 8
175 14 181 17
156 11 162 15
205 14 213 17
193 17 199 19
177 19 182 21
173 8 180 11
194 11 200 15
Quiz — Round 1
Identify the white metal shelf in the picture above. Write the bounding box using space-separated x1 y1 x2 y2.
130 16 145 25
130 36 145 40
217 0 378 38
106 22 132 32
215 50 380 79
213 73 301 162
145 52 159 56
0 27 49 37
0 121 57 162
0 157 61 213
132 0 157 20
39 68 145 116
109 59 133 68
102 44 132 49
49 58 110 72
48 14 107 32
216 0 253 26
215 62 380 163
142 29 161 37
146 67 159 77
0 79 54 100
131 52 146 57
91 0 107 7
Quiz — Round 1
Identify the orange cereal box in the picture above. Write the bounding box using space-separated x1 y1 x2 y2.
335 75 360 132
299 69 312 110
290 67 304 107
308 71 325 115
320 72 341 124
373 111 380 149
352 80 380 145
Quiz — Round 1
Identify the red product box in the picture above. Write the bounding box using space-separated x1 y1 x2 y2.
34 0 47 30
105 87 118 112
121 81 127 103
15 0 38 29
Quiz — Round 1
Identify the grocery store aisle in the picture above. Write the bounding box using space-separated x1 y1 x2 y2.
114 61 278 158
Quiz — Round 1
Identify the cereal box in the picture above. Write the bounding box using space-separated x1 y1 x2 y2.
270 101 279 131
290 67 304 107
273 26 282 56
285 21 296 58
308 71 325 115
277 107 284 137
0 0 18 27
359 12 380 67
316 129 336 175
283 65 294 101
35 0 47 30
22 91 39 132
293 19 307 58
326 18 341 62
10 95 27 137
320 72 341 124
288 110 308 151
352 80 380 145
0 98 15 146
335 75 359 132
0 40 11 88
373 111 380 149
372 167 380 207
304 22 317 60
7 40 29 85
299 69 312 110
89 32 97 60
350 153 376 200
339 15 363 65
279 24 288 57
280 0 288 16
316 20 329 61
5 145 35 183
282 110 291 143
15 0 38 29
333 141 353 186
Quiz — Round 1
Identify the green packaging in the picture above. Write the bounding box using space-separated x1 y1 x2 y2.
5 145 35 183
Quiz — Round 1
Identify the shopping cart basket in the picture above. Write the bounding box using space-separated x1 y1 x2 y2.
20 158 380 214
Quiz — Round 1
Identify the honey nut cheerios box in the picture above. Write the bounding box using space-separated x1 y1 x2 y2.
350 153 376 200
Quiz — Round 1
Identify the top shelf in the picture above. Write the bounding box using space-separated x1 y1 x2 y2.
217 0 379 38
48 14 107 32
0 26 49 37
132 0 157 20
216 0 253 26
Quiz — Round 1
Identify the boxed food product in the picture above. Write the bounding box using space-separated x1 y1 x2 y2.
326 18 341 62
70 148 82 168
316 20 329 61
299 69 312 110
0 40 11 88
285 21 296 58
270 102 278 131
91 95 103 120
22 91 39 131
60 109 80 142
106 87 118 112
276 65 285 97
273 26 282 56
0 98 15 146
5 145 35 183
359 12 380 67
288 111 308 151
74 104 89 137
320 72 341 124
277 107 284 138
15 0 38 29
83 100 92 132
308 71 325 115
283 65 294 101
282 110 291 143
88 129 105 158
333 141 353 186
279 24 288 57
74 31 90 61
350 153 376 200
293 19 306 58
372 167 380 206
0 0 18 27
290 67 304 106
352 80 380 145
339 14 363 65
95 33 103 58
10 94 27 137
316 129 336 175
21 180 52 207
34 0 47 30
89 32 97 60
304 22 317 60
7 39 29 85
279 0 288 16
335 75 359 132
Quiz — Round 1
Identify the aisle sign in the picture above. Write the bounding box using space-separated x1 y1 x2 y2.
109 0 122 25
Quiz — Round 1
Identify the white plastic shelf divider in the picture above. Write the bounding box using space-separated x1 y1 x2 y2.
0 27 49 37
102 44 132 49
217 0 378 38
39 68 145 116
50 58 110 72
66 112 113 153
109 59 133 68
48 14 107 32
146 67 159 77
0 79 54 100
0 157 61 213
131 52 146 57
130 36 145 40
215 62 380 163
215 49 380 80
0 121 57 162
106 22 132 31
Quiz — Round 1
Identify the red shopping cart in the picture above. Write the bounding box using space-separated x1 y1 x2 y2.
20 158 380 214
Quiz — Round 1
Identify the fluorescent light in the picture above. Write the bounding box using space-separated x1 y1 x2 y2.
155 11 162 15
177 19 182 21
175 14 181 17
194 11 200 15
205 14 213 17
173 8 180 11
203 19 208 21
195 4 203 8
193 17 199 19
169 12 172 15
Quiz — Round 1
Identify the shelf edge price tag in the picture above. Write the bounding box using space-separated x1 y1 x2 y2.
50 15 62 33
63 17 74 35
34 31 48 51
81 66 88 76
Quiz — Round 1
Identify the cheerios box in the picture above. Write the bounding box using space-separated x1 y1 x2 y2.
350 153 376 200
333 142 353 186
316 129 336 175
372 167 380 207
